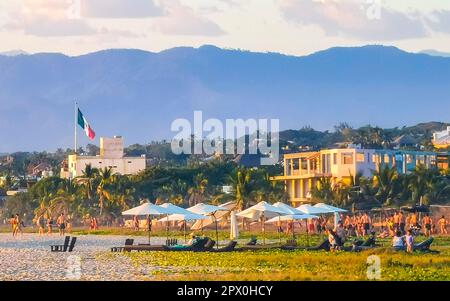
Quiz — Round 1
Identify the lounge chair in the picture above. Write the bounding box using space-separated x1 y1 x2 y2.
111 239 134 252
281 239 331 251
211 240 237 252
392 237 437 253
166 238 178 246
51 236 71 252
67 237 77 252
203 238 216 251
246 237 257 246
163 237 209 252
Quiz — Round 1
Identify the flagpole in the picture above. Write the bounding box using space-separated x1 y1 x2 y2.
74 101 78 155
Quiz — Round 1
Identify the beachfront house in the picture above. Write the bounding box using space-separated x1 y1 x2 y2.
433 126 450 149
272 148 444 205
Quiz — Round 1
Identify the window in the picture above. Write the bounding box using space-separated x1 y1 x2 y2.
342 153 353 165
301 158 308 170
384 154 390 164
372 154 377 163
333 153 337 165
356 152 365 162
406 154 413 164
293 159 299 170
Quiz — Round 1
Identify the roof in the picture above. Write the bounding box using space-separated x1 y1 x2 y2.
393 134 418 145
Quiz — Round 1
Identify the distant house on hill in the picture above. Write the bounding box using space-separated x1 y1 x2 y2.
393 134 418 149
433 126 450 149
28 162 53 177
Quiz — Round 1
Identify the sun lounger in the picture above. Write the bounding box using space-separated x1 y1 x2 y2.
165 238 178 246
67 237 77 252
203 238 216 251
124 245 167 252
211 240 237 252
111 239 134 252
246 237 257 246
392 237 437 253
281 239 330 251
51 236 71 252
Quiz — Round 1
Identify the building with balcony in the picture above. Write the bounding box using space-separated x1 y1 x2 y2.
272 148 443 205
61 136 146 179
433 126 450 149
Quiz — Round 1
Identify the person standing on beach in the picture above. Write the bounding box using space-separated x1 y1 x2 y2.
422 214 432 237
133 215 140 231
36 215 45 236
10 215 17 237
438 215 448 235
57 213 66 236
47 216 53 235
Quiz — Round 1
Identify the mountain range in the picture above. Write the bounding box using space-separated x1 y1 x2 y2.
0 45 449 152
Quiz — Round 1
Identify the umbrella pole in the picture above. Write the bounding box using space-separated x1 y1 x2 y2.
262 212 265 246
184 221 187 244
278 215 281 245
214 215 219 250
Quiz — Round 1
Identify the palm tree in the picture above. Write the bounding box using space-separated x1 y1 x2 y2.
79 164 98 201
187 173 209 206
373 164 399 205
97 167 112 216
230 168 253 210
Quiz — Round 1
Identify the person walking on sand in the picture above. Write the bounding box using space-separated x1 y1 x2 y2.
14 214 23 237
57 213 66 236
133 215 140 231
438 215 448 235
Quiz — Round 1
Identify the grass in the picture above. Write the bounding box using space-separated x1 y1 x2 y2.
115 235 450 281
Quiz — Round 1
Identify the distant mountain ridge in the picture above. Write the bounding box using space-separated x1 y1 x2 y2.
0 45 449 152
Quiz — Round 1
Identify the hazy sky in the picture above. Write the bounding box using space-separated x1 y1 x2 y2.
0 0 450 56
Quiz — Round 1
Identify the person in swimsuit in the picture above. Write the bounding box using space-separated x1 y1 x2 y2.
438 215 448 235
422 214 432 237
47 216 53 235
57 213 66 236
36 215 45 236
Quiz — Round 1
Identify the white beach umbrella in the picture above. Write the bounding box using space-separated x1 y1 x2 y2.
230 211 239 240
122 202 171 244
159 203 192 214
191 201 237 230
313 203 347 229
237 201 287 245
188 203 230 249
273 202 304 215
313 203 347 213
158 213 208 243
297 204 334 215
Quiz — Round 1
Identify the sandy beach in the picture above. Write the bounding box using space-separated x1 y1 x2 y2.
0 233 164 281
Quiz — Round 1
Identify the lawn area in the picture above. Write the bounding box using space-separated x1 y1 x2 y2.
120 235 450 281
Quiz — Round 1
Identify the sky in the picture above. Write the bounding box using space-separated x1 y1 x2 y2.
0 0 450 56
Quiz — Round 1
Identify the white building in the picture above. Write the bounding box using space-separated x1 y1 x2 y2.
61 136 146 179
433 126 450 149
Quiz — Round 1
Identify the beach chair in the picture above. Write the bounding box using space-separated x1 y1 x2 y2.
414 237 436 252
246 237 257 246
211 240 237 253
111 239 134 252
165 238 178 246
285 239 297 247
203 238 216 251
67 237 77 252
50 236 71 252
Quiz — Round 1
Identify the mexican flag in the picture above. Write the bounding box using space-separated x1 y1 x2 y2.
77 108 96 140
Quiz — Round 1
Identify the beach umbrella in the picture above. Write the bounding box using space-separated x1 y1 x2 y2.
230 211 239 240
158 203 192 242
190 201 237 230
296 204 333 246
273 202 304 215
122 202 171 244
265 214 319 239
188 203 229 249
237 201 287 245
313 203 347 228
157 213 208 243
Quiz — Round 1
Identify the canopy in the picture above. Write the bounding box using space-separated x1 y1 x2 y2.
157 213 208 223
297 204 334 215
159 203 192 215
265 214 319 224
191 201 236 230
188 203 229 215
314 203 347 213
273 202 304 215
122 202 171 216
237 201 287 219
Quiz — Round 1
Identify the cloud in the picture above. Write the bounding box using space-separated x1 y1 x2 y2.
427 10 450 34
278 0 429 41
152 1 225 36
81 0 163 18
1 0 96 36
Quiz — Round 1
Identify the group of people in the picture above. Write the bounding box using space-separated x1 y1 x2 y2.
9 213 70 237
9 214 25 237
